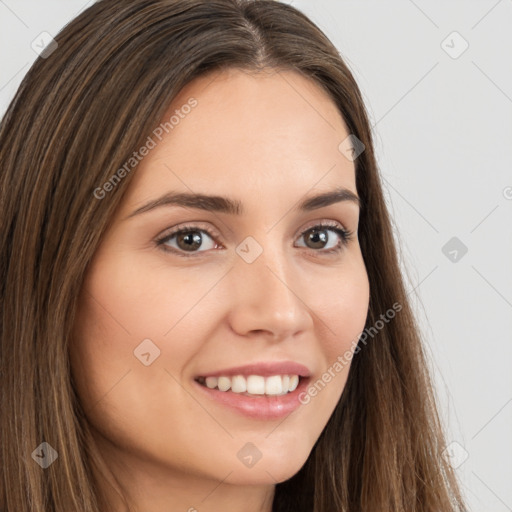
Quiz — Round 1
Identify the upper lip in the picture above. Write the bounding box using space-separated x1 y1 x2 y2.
196 361 311 378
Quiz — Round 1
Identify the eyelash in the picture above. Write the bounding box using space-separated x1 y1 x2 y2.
155 221 354 259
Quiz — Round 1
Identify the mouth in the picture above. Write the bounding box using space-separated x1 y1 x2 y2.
192 371 311 420
195 374 304 397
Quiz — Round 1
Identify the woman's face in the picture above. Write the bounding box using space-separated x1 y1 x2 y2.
71 68 369 491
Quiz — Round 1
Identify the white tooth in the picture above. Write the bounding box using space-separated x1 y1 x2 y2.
231 375 247 393
209 374 299 394
217 376 231 392
288 375 299 392
265 375 283 395
205 377 218 389
246 375 265 395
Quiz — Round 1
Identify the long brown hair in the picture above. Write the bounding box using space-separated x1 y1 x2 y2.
0 0 467 510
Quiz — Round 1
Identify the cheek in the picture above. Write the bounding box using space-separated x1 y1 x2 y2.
313 256 370 357
84 249 225 339
69 250 219 421
302 257 369 403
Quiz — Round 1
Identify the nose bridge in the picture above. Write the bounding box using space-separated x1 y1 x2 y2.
228 236 311 337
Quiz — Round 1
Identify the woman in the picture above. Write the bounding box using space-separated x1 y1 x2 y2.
0 0 467 510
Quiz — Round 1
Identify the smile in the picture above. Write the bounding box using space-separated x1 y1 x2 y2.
196 374 301 396
193 375 310 420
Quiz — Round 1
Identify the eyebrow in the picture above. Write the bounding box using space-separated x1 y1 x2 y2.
125 186 361 219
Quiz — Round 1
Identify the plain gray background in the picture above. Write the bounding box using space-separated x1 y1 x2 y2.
1 1 511 510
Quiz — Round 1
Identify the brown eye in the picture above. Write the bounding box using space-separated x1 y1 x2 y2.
157 226 218 255
175 230 204 252
303 227 329 250
156 222 353 258
295 223 352 254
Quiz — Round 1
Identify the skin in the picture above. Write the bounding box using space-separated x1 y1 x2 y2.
70 67 370 512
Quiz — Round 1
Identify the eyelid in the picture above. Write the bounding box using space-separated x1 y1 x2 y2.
294 218 348 239
157 221 222 242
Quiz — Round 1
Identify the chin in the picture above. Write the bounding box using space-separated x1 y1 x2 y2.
224 445 312 485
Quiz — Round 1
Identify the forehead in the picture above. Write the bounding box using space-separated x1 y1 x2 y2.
123 68 356 208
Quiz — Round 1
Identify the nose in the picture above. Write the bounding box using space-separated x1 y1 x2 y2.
226 243 313 341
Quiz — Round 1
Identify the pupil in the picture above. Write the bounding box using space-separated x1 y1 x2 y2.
178 231 202 251
308 228 327 249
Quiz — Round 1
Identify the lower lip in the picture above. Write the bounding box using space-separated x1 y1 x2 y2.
193 378 310 420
